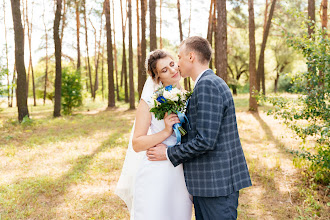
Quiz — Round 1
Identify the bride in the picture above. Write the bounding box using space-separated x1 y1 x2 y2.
115 49 192 220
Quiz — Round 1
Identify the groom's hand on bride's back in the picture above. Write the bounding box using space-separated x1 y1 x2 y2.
147 144 168 161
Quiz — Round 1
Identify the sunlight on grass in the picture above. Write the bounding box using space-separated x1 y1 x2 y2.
1 96 328 220
0 100 134 219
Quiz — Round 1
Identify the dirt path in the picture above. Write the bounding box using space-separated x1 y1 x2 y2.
237 111 301 219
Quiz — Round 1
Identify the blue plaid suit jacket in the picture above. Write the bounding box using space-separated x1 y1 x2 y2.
167 69 252 197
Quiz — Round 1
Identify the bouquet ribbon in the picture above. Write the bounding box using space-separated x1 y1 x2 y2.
169 111 190 147
158 84 191 147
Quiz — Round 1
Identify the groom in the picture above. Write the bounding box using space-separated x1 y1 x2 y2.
147 36 252 219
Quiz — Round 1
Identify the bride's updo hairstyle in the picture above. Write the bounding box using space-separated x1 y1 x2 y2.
145 49 173 84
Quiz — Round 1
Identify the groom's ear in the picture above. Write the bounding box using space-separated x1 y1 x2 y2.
189 52 195 62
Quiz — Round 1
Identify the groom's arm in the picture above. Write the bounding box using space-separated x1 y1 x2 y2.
167 79 225 167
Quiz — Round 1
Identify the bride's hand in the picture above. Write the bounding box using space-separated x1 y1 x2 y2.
164 112 180 135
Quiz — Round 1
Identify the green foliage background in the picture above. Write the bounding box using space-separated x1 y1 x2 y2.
61 68 83 115
263 25 329 185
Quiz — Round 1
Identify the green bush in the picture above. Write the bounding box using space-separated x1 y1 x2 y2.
262 27 329 185
237 83 250 94
61 68 83 115
0 65 7 96
21 115 34 127
276 74 294 93
36 89 54 102
0 65 7 111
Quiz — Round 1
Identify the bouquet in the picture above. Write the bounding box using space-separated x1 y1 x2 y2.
150 85 192 138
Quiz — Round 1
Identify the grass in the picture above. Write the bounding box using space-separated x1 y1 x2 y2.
0 94 329 219
0 98 133 219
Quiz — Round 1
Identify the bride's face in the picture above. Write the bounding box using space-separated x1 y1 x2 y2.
156 56 181 86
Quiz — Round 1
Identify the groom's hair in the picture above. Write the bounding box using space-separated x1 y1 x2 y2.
181 36 212 64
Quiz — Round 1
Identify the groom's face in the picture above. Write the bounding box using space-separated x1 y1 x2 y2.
177 45 191 78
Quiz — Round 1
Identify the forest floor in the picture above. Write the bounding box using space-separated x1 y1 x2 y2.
0 94 329 220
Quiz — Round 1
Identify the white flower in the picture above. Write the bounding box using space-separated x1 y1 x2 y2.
152 93 158 102
163 89 180 102
171 87 182 95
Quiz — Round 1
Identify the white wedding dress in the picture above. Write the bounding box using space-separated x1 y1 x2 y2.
115 77 192 220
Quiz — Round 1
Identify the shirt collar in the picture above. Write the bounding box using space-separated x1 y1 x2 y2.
194 69 209 85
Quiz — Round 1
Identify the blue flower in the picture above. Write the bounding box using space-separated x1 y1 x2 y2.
157 96 167 103
165 85 173 91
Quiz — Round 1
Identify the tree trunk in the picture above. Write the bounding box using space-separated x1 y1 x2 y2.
128 0 135 109
149 0 157 51
177 0 183 42
11 0 29 121
120 0 129 102
95 15 103 98
319 0 327 87
207 0 214 70
140 0 147 94
231 67 246 96
30 51 36 106
274 63 280 93
159 0 163 49
60 0 67 48
274 64 286 93
53 0 62 117
233 73 238 95
84 56 89 91
11 64 16 107
120 0 124 89
188 0 192 37
89 16 102 99
91 22 97 95
105 0 115 108
177 0 188 90
213 1 217 71
101 45 105 100
308 0 315 37
256 0 268 93
21 0 26 40
207 0 214 41
112 0 119 101
137 0 142 98
84 0 93 98
3 0 11 107
188 79 191 91
76 0 81 70
232 86 237 95
256 0 277 95
216 0 227 82
321 0 328 35
261 0 269 94
274 70 279 93
42 0 48 105
26 2 36 106
307 0 316 90
248 0 258 112
43 34 49 105
263 0 269 34
24 0 29 100
187 0 192 91
123 45 128 102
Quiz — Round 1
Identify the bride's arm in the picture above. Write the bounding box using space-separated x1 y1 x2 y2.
132 99 180 152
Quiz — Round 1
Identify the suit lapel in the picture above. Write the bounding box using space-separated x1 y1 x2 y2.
186 69 215 117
